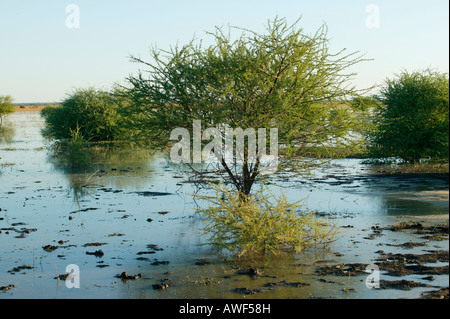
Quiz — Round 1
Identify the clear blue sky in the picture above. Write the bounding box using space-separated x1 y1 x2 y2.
0 0 448 103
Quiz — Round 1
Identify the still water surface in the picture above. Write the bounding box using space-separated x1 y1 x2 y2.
0 112 448 299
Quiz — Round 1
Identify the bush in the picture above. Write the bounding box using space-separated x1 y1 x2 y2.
195 183 336 257
368 69 449 163
41 88 128 142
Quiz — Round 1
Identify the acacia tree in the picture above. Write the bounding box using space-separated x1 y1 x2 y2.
0 95 15 125
369 69 449 163
124 17 369 197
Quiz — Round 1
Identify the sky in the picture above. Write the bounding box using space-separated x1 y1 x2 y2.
0 0 448 103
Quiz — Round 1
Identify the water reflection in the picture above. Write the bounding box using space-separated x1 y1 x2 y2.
0 123 16 144
48 145 161 199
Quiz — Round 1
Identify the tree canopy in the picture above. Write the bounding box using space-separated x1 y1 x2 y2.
124 17 370 196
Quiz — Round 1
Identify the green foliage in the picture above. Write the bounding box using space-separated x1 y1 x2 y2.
196 183 336 256
0 95 16 124
125 17 370 195
54 125 89 168
368 69 449 163
41 88 129 142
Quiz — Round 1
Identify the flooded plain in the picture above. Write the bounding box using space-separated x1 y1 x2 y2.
0 111 448 299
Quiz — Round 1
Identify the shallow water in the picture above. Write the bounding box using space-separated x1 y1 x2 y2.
0 112 448 299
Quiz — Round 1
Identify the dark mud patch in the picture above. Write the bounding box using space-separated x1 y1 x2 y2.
194 259 210 266
0 284 15 292
115 272 142 280
315 251 449 279
363 225 384 240
377 262 448 277
42 243 77 252
233 287 268 295
82 242 107 247
368 172 449 181
69 207 99 214
382 241 429 249
0 226 37 238
264 280 310 289
42 244 59 252
421 288 449 299
86 249 104 257
386 222 448 241
233 280 310 295
131 191 174 197
8 265 35 274
315 263 369 276
375 250 448 264
235 267 277 279
152 278 178 290
378 279 434 290
137 251 156 255
147 244 163 251
151 260 170 266
55 273 75 281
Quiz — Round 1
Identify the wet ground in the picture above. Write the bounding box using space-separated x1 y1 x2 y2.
0 111 448 299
